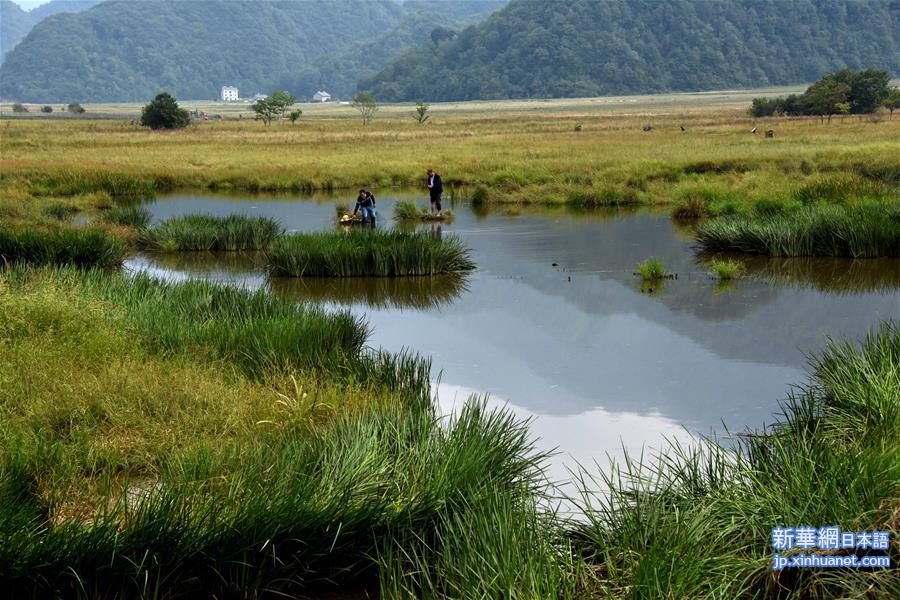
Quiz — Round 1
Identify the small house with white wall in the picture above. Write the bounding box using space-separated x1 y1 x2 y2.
312 90 332 102
221 86 239 101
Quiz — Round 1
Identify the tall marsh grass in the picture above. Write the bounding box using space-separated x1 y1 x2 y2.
5 267 368 377
103 204 151 228
696 204 900 258
0 399 563 598
139 214 281 251
266 230 476 277
571 322 900 598
0 227 126 267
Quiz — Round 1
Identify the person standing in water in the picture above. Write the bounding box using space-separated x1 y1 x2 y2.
353 189 376 225
426 168 443 216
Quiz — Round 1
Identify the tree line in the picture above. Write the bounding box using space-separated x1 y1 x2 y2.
750 69 900 120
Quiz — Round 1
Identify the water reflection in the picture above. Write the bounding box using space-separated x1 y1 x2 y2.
723 255 900 294
129 191 898 463
269 273 470 310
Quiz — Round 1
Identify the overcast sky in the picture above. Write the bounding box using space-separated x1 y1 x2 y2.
12 0 53 10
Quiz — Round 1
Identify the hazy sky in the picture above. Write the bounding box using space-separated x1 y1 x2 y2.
12 0 53 11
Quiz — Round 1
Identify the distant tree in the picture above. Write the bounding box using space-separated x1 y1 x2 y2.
352 91 378 125
288 109 302 124
839 68 890 114
270 90 297 119
413 100 430 123
12 103 28 112
884 88 900 119
805 78 850 122
749 68 890 120
834 101 851 123
67 102 86 114
750 97 776 117
252 97 279 126
139 92 190 130
41 105 53 113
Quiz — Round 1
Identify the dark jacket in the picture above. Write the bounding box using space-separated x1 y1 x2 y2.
353 192 376 213
427 173 443 199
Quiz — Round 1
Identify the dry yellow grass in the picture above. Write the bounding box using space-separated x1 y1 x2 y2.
2 92 898 201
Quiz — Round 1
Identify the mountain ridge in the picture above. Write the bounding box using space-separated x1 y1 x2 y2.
359 0 900 102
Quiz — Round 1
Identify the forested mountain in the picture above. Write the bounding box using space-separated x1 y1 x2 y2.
0 0 504 102
277 0 504 98
0 0 102 59
360 0 900 102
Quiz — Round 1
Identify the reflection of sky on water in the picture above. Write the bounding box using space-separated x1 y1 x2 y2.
437 383 694 490
129 191 899 477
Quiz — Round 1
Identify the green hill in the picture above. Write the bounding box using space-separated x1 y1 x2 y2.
360 0 900 101
0 0 504 102
1 0 35 58
277 0 504 99
0 0 102 60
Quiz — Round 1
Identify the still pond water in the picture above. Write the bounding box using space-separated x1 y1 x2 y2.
128 191 900 482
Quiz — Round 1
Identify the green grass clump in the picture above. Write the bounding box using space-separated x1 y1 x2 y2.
40 202 76 221
103 204 151 228
0 393 562 597
635 257 668 280
4 267 368 378
708 258 743 279
571 322 900 598
266 230 476 277
0 227 125 267
794 174 890 205
696 203 900 257
671 192 710 219
393 200 453 222
139 214 281 251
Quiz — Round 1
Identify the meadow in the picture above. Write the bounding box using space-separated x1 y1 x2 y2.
3 94 898 257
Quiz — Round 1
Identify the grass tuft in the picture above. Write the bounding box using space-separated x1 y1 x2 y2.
0 227 125 268
103 204 151 228
708 258 744 279
393 199 453 222
266 230 475 277
139 214 281 251
696 203 900 257
636 257 668 280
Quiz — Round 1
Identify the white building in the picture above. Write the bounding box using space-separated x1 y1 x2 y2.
221 86 239 101
251 93 268 101
312 90 332 102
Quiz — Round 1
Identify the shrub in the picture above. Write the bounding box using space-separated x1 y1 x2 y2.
66 102 86 114
139 92 190 130
11 103 27 113
40 105 53 113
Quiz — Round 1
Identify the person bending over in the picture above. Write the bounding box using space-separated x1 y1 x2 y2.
353 189 377 225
